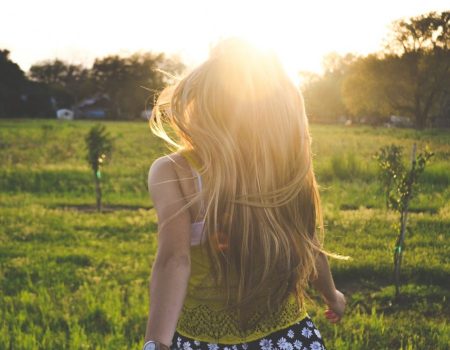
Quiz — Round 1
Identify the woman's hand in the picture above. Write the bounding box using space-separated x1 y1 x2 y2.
324 289 346 323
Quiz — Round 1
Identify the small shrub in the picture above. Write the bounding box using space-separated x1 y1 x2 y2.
85 125 113 212
374 144 433 298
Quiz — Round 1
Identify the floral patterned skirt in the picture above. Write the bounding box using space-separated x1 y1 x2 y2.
171 316 326 350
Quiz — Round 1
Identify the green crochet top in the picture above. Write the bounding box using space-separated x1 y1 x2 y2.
173 150 308 344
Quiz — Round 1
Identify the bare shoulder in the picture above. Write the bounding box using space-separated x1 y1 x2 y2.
147 153 192 258
147 153 190 195
148 152 188 179
148 156 172 191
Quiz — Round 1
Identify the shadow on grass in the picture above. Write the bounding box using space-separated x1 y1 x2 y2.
331 270 449 318
339 203 439 214
50 203 153 212
334 266 450 293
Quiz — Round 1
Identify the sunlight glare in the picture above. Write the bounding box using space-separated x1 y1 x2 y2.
207 1 325 85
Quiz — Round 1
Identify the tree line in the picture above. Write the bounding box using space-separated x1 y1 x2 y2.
0 50 184 119
0 11 448 128
302 11 449 129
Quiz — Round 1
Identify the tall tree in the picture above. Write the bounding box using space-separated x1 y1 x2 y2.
342 11 449 128
29 59 93 107
91 52 184 119
301 52 357 122
385 11 449 55
341 54 393 120
0 49 27 117
384 11 449 128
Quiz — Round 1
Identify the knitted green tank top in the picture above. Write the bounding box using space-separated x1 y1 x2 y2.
174 151 308 344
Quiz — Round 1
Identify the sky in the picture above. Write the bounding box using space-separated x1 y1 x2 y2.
1 0 448 78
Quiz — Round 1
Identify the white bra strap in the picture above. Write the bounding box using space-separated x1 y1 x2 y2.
194 170 203 192
192 168 205 213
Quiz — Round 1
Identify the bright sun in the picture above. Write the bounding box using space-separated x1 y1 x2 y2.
197 1 344 84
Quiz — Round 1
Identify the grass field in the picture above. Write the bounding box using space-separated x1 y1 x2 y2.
0 119 449 349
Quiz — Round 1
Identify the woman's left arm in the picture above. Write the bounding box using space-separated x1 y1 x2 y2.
144 156 192 347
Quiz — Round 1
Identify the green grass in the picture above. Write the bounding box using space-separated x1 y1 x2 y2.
0 119 449 349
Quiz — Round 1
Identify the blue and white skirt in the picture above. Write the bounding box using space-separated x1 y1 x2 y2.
171 316 326 350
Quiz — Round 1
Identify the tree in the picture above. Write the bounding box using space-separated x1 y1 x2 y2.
91 52 185 119
342 11 449 129
375 144 433 298
0 49 27 117
301 53 357 122
384 11 449 55
29 59 93 108
341 54 393 120
85 124 113 212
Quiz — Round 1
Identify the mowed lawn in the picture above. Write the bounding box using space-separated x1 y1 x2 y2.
0 119 449 349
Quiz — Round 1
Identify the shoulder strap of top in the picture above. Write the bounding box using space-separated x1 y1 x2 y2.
193 169 202 192
179 150 205 215
191 168 205 214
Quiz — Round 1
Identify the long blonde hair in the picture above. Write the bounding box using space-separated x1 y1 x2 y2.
150 39 326 328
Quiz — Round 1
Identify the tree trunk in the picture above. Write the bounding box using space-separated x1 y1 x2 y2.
94 173 102 212
414 89 426 129
394 144 416 299
394 210 407 299
415 113 426 129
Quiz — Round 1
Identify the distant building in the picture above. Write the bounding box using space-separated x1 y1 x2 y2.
56 109 74 120
73 93 111 119
358 115 384 126
385 115 414 128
